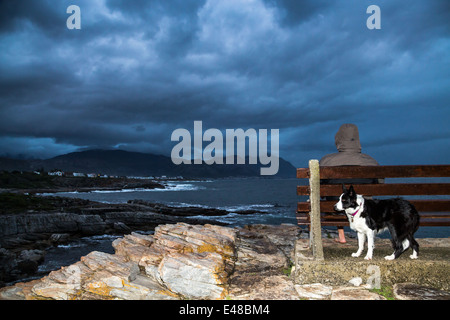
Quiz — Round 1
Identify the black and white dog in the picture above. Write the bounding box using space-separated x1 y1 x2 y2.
334 185 420 260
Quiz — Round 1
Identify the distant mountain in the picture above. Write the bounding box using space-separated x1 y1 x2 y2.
0 157 31 172
0 149 296 178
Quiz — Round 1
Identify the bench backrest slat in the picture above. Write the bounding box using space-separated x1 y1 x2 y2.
298 200 450 213
297 165 450 179
298 183 450 196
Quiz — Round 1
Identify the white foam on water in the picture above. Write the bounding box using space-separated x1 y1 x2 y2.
219 203 275 212
39 183 202 196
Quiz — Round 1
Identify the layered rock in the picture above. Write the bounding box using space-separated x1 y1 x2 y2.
128 200 262 216
0 223 240 300
227 224 300 300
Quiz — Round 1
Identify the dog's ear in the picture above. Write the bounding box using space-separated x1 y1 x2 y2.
348 185 356 197
342 184 347 193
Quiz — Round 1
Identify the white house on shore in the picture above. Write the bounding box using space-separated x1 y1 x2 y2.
73 172 86 177
48 171 64 176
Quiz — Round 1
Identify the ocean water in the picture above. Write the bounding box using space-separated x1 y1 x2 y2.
29 178 448 283
51 178 301 227
51 177 449 238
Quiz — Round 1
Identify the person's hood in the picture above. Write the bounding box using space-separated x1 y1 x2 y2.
335 124 362 153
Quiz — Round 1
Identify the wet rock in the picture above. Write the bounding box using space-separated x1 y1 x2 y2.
49 233 71 245
19 249 45 264
16 249 45 274
127 200 268 217
113 222 131 234
77 216 107 235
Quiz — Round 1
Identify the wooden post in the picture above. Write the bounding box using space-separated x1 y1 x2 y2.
309 159 324 260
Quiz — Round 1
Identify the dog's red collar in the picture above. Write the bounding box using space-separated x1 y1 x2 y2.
351 206 361 217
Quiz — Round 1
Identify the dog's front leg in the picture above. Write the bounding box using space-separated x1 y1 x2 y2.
364 230 375 260
352 232 366 257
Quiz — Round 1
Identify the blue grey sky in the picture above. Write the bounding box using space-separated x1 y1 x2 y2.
0 0 449 167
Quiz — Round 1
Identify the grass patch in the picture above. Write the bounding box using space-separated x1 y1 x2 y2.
0 171 55 189
370 285 396 300
0 193 56 214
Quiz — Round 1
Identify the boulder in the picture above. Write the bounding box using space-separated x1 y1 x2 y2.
16 249 46 275
113 222 131 234
19 249 45 264
49 233 71 245
30 251 175 300
153 223 237 258
158 251 228 299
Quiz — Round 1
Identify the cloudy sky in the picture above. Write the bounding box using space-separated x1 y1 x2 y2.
0 0 449 167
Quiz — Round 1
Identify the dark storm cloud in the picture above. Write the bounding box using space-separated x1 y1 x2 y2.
0 0 65 34
262 0 331 26
0 0 449 166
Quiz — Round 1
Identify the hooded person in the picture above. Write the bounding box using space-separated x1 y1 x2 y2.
319 123 379 167
319 124 381 243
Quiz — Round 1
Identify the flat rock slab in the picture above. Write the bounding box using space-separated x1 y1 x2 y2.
393 283 450 300
331 287 386 300
294 284 385 300
229 274 299 300
294 283 333 300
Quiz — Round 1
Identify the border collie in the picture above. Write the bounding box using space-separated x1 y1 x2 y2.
334 185 420 260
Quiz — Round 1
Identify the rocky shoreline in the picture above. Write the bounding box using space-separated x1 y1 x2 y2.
0 194 270 286
0 223 296 300
1 223 449 300
0 172 167 195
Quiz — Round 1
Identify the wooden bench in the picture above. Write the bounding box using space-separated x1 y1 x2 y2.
297 163 450 228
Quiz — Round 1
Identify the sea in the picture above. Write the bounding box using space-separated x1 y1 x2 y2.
33 178 449 281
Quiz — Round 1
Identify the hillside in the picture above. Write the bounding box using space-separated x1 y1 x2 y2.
0 149 296 178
